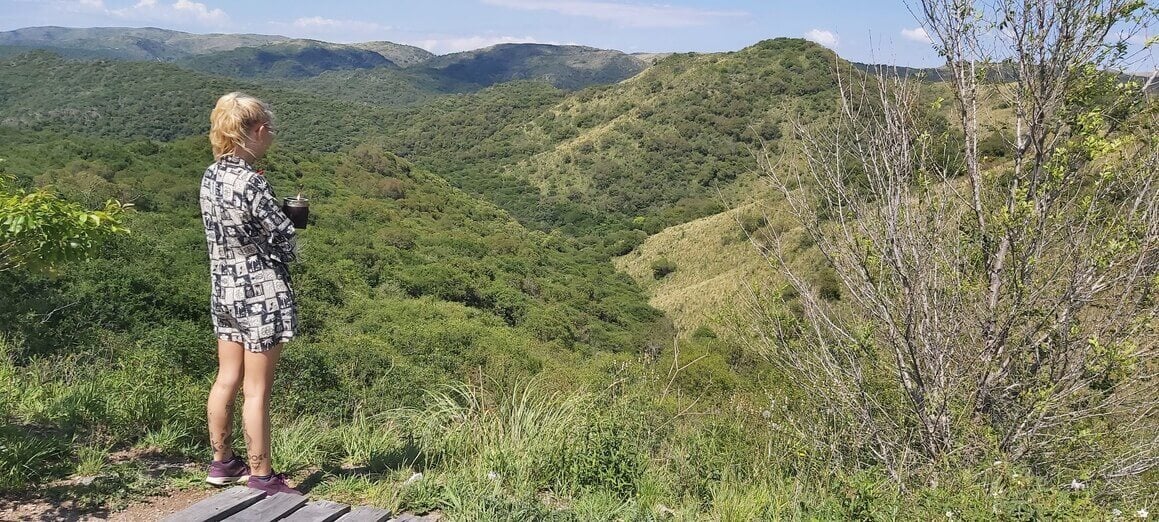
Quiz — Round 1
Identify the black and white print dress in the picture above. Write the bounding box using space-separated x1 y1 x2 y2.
199 155 298 352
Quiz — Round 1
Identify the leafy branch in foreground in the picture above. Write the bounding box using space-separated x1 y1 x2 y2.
753 0 1157 487
0 170 130 272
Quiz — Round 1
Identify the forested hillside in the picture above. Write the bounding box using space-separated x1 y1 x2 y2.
0 52 389 148
379 39 841 238
0 48 680 515
179 41 399 79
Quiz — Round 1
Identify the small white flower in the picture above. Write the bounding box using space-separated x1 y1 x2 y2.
1069 478 1086 490
946 511 954 518
486 471 500 481
1137 508 1148 518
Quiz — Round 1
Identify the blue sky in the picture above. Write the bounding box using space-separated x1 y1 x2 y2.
1 0 1154 68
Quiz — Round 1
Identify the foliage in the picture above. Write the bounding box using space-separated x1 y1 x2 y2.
649 258 676 279
0 52 390 151
0 172 129 272
424 43 649 91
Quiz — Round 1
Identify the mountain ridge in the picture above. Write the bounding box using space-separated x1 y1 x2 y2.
0 26 653 93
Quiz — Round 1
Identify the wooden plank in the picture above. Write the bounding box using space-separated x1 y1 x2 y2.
334 506 393 522
224 492 309 521
163 486 266 522
281 500 352 522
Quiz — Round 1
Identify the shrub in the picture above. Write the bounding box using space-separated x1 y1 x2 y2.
562 415 645 498
650 258 677 279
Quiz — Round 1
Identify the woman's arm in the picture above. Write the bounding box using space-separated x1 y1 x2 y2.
245 174 298 264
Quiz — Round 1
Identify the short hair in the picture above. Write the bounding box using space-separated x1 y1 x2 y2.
209 92 274 160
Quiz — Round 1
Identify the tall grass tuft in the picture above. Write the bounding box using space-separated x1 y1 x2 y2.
74 444 111 477
0 425 68 492
271 415 338 473
337 409 405 471
406 380 586 492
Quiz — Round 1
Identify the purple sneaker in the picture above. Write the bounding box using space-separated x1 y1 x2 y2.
247 473 302 495
207 455 251 485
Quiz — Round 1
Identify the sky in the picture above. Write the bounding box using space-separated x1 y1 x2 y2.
1 0 1155 69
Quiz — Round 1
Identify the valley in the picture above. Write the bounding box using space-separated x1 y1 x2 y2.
1 20 1155 520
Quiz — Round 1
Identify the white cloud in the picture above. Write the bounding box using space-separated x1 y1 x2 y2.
290 17 385 32
481 0 745 28
804 29 839 48
415 35 547 54
79 0 105 8
901 27 931 44
109 0 228 25
173 0 226 23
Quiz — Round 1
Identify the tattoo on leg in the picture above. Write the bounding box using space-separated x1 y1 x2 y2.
248 452 268 470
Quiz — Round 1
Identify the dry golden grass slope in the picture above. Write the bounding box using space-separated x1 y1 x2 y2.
613 199 785 337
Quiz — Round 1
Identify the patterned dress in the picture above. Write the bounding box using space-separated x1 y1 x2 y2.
199 155 298 352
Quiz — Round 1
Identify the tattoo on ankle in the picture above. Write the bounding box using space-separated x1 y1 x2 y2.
247 453 268 469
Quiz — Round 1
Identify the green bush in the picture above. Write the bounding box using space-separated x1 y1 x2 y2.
650 258 677 279
562 415 645 498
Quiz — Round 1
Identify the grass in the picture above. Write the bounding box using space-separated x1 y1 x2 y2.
612 200 785 337
73 444 110 477
0 331 1152 520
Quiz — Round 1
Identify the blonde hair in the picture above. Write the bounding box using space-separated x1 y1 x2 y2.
209 92 274 160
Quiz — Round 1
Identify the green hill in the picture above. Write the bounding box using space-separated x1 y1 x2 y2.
250 43 653 108
351 41 436 67
0 28 655 101
424 43 649 91
0 51 392 150
0 49 666 392
267 66 476 108
0 26 289 60
377 38 839 240
0 126 664 400
179 41 398 79
0 39 840 248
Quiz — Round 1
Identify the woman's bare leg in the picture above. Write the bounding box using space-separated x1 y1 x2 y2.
242 343 282 476
208 339 245 462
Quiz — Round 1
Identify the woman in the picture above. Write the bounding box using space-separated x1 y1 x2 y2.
199 92 300 495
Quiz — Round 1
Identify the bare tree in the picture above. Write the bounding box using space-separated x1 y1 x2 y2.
752 0 1157 484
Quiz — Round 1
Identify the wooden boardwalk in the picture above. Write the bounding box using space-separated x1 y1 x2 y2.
163 486 436 522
